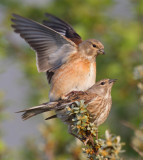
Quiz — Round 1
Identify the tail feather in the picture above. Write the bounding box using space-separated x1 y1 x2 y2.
16 102 58 120
45 114 57 120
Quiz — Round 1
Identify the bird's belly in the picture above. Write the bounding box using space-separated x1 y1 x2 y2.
73 62 95 91
96 102 111 126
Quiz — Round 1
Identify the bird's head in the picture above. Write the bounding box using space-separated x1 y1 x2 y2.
87 79 117 98
78 39 105 59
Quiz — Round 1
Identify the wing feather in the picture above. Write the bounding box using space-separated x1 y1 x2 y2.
11 14 77 72
43 13 82 45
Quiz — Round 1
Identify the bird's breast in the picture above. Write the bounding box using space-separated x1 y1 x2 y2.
65 58 96 91
96 99 112 126
87 97 112 126
84 62 96 90
49 56 96 101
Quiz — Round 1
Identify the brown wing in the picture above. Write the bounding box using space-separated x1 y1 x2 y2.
11 14 77 74
64 91 96 102
43 13 82 45
43 13 82 83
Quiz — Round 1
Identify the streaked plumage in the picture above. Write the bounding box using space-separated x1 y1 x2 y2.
17 79 116 127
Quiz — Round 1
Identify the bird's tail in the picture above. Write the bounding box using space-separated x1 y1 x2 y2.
16 102 58 120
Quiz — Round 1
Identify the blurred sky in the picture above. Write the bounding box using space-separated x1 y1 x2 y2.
0 58 43 148
0 0 134 149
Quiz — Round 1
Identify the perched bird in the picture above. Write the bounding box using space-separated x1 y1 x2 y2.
11 13 105 101
17 79 116 137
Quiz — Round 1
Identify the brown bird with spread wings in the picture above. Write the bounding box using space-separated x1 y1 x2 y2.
11 13 105 101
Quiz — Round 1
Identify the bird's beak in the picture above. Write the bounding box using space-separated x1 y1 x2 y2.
97 49 105 55
109 79 117 84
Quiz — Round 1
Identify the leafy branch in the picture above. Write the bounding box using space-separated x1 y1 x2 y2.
66 101 125 159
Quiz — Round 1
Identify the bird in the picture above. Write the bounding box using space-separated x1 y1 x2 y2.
11 13 105 102
17 79 116 140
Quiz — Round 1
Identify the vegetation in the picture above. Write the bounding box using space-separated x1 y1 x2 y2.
0 0 143 159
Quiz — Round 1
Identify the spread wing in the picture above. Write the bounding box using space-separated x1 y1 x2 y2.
11 14 77 73
43 13 82 45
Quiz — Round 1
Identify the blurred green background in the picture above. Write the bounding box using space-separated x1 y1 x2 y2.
0 0 143 159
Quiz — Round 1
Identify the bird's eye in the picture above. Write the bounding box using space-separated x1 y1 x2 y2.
92 44 97 48
100 82 105 85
